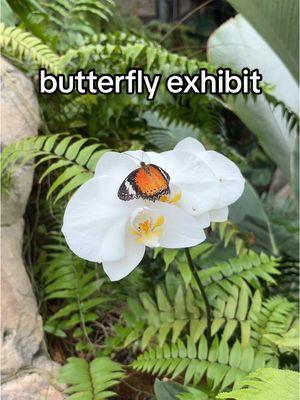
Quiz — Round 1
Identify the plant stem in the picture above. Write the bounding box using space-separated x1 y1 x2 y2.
160 0 213 44
184 248 212 347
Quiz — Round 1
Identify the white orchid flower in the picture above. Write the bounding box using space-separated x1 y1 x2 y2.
62 137 244 281
167 136 245 226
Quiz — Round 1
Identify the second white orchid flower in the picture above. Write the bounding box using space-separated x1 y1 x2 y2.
62 137 244 281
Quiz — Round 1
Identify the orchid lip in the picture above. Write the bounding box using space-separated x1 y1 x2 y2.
131 207 165 248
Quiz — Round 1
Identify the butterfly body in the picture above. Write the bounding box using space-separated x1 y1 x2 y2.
118 162 170 202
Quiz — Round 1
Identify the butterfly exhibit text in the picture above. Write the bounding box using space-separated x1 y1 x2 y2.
39 67 263 100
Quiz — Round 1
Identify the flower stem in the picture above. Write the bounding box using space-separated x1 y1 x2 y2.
184 248 212 347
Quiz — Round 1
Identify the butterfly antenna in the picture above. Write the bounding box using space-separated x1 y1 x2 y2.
123 152 142 162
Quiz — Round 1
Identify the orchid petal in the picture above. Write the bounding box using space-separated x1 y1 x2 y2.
95 151 137 181
62 176 132 263
195 212 210 228
161 150 219 214
197 151 245 208
174 137 206 153
152 202 206 248
103 234 145 281
209 207 229 222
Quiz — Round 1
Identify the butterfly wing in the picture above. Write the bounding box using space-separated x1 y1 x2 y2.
118 167 141 201
118 164 170 201
149 164 170 183
134 164 170 200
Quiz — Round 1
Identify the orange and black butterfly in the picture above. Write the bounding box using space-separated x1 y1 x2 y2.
118 161 170 202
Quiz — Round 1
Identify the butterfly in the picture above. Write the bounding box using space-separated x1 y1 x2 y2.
118 161 170 202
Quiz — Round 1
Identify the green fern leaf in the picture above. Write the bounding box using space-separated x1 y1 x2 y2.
58 356 124 400
42 243 105 347
217 368 299 400
132 336 269 391
108 251 285 353
1 134 107 202
249 296 297 355
0 23 61 73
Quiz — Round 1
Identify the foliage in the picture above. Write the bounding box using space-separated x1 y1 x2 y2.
7 0 115 51
132 335 271 390
177 386 214 400
1 134 107 203
263 91 299 134
216 367 300 400
207 14 299 184
58 356 124 399
210 221 249 256
40 240 105 351
0 23 61 73
154 379 186 400
107 251 283 351
228 0 299 82
249 296 297 355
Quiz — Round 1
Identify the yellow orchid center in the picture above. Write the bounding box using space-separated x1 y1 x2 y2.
131 208 165 248
160 191 182 204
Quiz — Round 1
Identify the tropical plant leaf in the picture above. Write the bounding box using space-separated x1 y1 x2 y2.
217 368 300 400
228 0 299 82
154 379 185 400
207 15 298 182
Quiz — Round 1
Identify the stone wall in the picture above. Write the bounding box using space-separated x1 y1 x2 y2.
1 57 65 399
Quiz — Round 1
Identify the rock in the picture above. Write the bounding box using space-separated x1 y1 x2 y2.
1 221 44 377
0 57 39 145
1 56 39 226
0 57 64 399
2 369 65 400
2 356 66 399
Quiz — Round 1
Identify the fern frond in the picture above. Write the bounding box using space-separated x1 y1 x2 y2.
61 32 214 73
132 336 270 391
115 280 256 350
217 368 300 400
263 317 299 353
1 134 107 203
143 110 201 151
108 251 282 351
142 107 244 166
249 296 297 356
263 91 299 134
58 356 124 399
201 251 281 299
42 0 115 38
0 23 61 73
211 221 249 255
41 241 105 351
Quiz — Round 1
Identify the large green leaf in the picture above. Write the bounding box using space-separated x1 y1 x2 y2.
229 182 278 255
1 0 17 25
228 0 299 82
207 15 298 181
154 379 185 400
290 135 299 201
